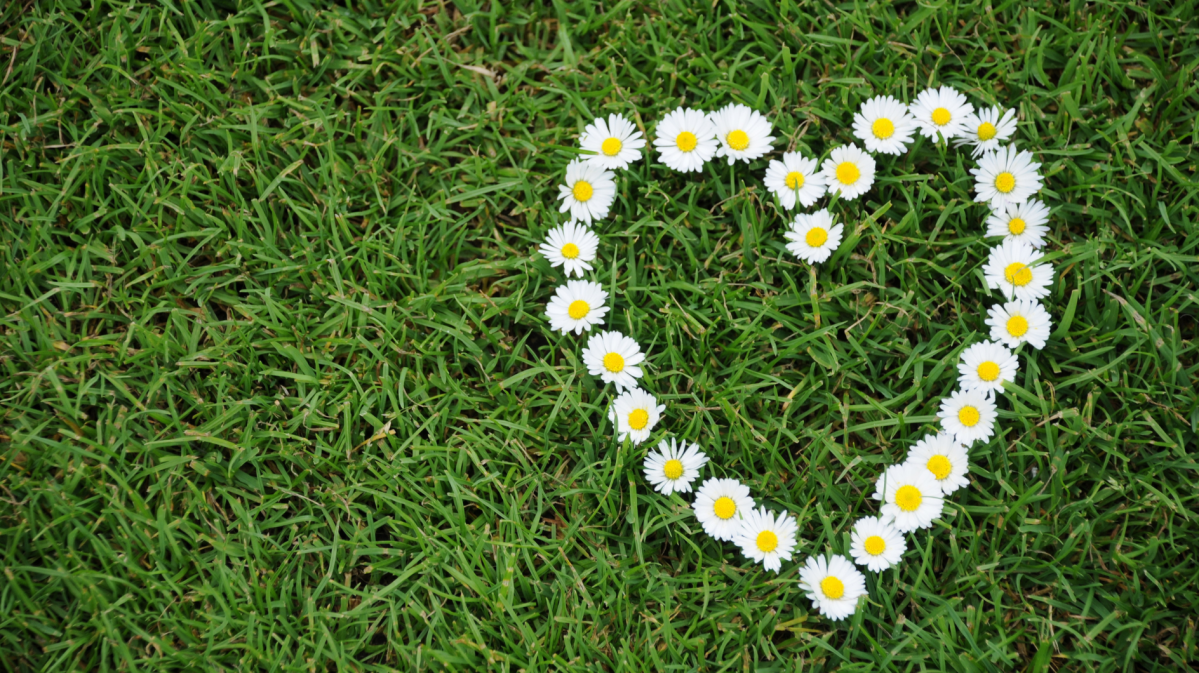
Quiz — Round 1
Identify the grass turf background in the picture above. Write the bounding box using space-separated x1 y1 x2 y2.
2 0 1198 671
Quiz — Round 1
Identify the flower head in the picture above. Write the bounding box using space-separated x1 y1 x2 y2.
643 438 708 495
545 281 608 335
580 113 646 170
852 95 917 155
709 104 775 165
539 222 599 277
608 388 665 445
692 478 755 541
799 555 867 621
764 152 826 210
733 507 799 573
653 107 718 173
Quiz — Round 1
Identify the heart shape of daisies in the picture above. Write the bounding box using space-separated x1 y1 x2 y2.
536 88 1055 622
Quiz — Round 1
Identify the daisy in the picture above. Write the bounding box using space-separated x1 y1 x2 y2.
985 200 1050 249
957 340 1019 397
971 145 1043 210
938 388 998 445
852 95 917 155
709 103 775 165
908 86 974 140
955 106 1018 157
693 478 755 541
904 432 971 495
784 209 844 264
545 280 608 335
986 299 1052 350
608 388 665 446
643 438 708 496
763 152 826 210
982 239 1054 301
821 145 875 201
581 330 645 393
799 555 867 621
579 113 646 170
538 222 599 277
733 507 799 573
557 159 617 224
848 516 906 572
876 463 945 532
653 107 718 173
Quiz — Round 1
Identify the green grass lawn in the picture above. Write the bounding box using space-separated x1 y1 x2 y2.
2 1 1198 671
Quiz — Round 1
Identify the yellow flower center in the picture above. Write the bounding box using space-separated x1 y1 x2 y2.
863 535 886 556
927 455 952 481
977 361 1000 382
756 530 779 553
601 137 622 156
663 459 683 480
871 118 895 139
675 131 698 152
572 180 593 202
977 122 997 141
836 161 860 185
805 227 828 248
958 405 980 427
820 576 845 600
1008 217 1026 235
931 107 952 126
895 485 922 512
785 171 805 190
561 242 580 259
1006 315 1029 337
713 496 737 520
567 300 590 320
603 352 625 373
627 408 649 431
1004 262 1033 287
994 172 1016 194
726 129 750 151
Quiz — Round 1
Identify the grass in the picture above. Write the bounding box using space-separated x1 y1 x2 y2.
1 0 1198 670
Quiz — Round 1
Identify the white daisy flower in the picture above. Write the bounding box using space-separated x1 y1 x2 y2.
852 95 917 155
848 516 906 572
581 330 645 393
692 478 755 541
799 555 867 621
876 463 945 532
538 222 599 277
971 145 1043 210
579 113 646 170
938 388 998 445
821 145 876 201
957 340 1019 397
985 200 1050 249
784 208 844 264
733 507 799 573
653 107 718 173
982 239 1054 301
557 159 617 224
709 103 775 165
908 86 974 140
763 152 826 210
608 388 665 446
986 299 1052 350
955 106 1018 157
904 433 971 495
545 280 608 335
643 438 708 496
